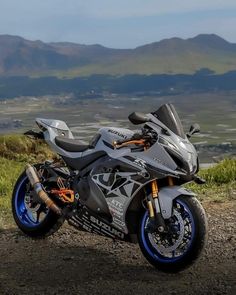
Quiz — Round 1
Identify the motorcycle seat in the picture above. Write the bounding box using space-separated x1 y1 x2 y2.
55 136 89 152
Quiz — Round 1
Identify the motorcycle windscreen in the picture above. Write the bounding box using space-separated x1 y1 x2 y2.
152 103 185 138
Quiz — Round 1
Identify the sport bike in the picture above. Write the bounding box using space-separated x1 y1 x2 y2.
12 103 207 272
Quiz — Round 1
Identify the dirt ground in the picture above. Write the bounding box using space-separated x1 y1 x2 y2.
0 201 235 295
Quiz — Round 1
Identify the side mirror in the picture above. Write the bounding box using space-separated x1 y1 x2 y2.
187 123 200 138
128 112 150 125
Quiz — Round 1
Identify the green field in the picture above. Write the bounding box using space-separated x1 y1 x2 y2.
44 51 236 78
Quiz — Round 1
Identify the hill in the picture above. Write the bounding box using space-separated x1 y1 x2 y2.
1 34 236 76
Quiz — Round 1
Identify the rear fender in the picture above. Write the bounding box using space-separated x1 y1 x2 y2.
158 186 196 219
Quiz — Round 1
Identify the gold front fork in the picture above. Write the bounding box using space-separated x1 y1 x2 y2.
147 200 155 218
168 176 174 186
147 180 159 218
151 180 158 198
148 178 174 218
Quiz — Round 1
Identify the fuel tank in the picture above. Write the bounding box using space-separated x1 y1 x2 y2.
97 127 134 147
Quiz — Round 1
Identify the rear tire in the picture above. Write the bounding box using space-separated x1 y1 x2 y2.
12 169 64 238
138 196 207 272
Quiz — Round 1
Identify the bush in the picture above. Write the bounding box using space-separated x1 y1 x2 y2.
0 157 25 226
199 158 236 184
0 134 56 226
0 134 54 162
0 157 25 197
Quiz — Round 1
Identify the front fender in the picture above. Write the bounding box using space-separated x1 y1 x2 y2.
158 186 196 219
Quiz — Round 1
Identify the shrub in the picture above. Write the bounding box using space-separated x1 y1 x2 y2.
0 134 54 161
199 158 236 184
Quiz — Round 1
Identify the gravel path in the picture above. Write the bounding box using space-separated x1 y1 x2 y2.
0 201 235 295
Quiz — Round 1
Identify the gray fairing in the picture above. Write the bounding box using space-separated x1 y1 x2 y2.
35 115 198 234
158 186 196 219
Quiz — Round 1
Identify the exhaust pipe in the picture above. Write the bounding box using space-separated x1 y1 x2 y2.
25 164 62 215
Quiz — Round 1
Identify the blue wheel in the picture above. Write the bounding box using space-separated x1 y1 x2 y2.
12 168 64 238
138 196 207 272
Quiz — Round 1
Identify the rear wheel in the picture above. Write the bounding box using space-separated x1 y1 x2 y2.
12 168 64 238
138 196 207 272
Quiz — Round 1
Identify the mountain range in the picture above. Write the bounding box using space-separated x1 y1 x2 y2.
1 34 236 77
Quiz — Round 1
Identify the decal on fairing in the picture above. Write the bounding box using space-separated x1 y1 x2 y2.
134 158 146 168
90 216 124 239
92 172 143 232
92 173 141 199
69 209 125 239
107 129 128 139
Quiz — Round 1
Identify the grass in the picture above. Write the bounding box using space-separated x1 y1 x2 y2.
186 158 236 202
0 134 54 162
0 135 235 228
30 49 236 78
0 157 25 228
0 134 54 228
199 158 236 184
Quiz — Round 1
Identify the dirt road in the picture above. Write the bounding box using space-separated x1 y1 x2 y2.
0 201 235 295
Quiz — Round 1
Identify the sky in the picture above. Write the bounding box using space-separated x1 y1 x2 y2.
0 0 236 48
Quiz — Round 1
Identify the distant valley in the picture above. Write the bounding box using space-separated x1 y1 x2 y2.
1 71 236 98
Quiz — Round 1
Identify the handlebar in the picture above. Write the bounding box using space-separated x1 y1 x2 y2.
113 132 153 148
114 133 144 145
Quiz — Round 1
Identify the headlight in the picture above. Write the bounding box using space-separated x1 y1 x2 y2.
187 152 194 172
158 137 179 152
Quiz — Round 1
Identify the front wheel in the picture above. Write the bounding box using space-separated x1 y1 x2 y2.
138 196 207 272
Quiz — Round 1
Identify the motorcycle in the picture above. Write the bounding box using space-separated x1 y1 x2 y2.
12 103 207 272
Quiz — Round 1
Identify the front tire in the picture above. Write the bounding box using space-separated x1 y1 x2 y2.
12 169 64 238
138 196 207 272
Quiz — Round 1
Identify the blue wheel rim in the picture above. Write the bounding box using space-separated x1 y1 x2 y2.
141 199 195 263
14 176 48 227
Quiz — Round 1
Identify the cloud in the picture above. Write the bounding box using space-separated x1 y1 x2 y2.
1 0 236 20
78 0 236 19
